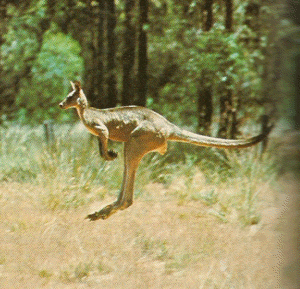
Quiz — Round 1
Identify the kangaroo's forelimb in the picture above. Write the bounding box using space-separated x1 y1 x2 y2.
98 138 118 161
93 124 118 161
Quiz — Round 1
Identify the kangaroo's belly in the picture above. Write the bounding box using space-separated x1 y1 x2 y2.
108 124 136 142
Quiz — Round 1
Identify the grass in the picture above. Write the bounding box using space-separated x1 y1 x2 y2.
0 122 278 225
0 122 283 288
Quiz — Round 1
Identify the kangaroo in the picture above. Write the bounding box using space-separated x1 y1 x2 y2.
59 81 272 221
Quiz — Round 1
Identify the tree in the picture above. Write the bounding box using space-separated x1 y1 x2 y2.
224 0 233 32
0 0 289 127
136 0 149 106
0 0 52 119
197 0 214 134
218 0 236 139
122 0 136 105
0 0 12 119
106 0 118 108
93 0 106 108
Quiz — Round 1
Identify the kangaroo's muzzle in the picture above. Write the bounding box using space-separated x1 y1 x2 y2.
59 102 66 109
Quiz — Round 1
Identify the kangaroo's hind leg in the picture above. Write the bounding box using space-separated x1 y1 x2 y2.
117 129 168 209
86 125 167 221
86 144 143 221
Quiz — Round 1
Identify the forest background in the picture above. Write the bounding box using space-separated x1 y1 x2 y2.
0 0 298 135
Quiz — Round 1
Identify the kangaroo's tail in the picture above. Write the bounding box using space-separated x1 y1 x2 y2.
168 125 273 149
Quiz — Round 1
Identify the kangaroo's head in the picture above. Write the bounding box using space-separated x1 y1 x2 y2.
59 81 88 109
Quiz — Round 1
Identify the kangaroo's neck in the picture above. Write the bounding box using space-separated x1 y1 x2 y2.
76 91 89 120
76 105 86 120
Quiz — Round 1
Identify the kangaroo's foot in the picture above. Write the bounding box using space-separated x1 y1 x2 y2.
86 200 132 221
86 203 116 221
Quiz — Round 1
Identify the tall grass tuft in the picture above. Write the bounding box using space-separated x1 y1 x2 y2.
0 123 278 224
0 123 123 210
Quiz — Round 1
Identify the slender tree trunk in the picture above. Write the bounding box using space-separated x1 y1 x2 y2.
295 54 300 130
136 0 148 107
197 74 213 134
197 0 213 134
218 81 233 138
122 0 136 106
224 0 233 32
106 0 117 107
84 35 98 108
218 0 235 138
92 0 106 108
0 1 11 117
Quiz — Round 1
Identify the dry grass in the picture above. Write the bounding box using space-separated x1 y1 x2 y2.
0 123 293 288
0 178 283 288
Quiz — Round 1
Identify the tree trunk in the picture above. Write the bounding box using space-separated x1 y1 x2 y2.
122 0 136 106
218 0 236 138
92 0 106 108
136 0 148 107
224 0 233 32
243 2 260 48
204 0 213 31
295 54 300 130
106 0 118 108
218 82 233 138
197 75 213 134
84 36 98 108
197 0 213 134
0 1 12 118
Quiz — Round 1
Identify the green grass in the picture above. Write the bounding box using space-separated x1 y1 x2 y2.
0 123 279 225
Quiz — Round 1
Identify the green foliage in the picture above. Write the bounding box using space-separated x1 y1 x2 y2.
1 1 84 123
0 0 288 127
16 29 84 123
2 2 47 73
149 17 266 125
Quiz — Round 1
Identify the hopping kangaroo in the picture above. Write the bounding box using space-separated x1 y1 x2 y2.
59 81 271 221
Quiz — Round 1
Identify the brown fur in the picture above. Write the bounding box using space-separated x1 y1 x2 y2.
59 81 271 220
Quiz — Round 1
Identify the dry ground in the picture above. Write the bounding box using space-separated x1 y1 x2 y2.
1 172 296 289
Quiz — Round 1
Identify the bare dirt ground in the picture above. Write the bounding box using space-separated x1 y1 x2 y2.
1 173 297 289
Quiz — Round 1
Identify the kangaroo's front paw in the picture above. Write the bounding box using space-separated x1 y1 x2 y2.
107 150 118 160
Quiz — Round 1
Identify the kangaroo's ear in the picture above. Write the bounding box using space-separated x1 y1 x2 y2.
70 81 75 90
74 80 81 91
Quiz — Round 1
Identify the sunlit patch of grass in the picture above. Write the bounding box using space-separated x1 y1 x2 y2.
9 221 27 232
0 256 6 265
0 123 279 226
220 147 278 225
191 189 219 206
135 232 170 261
0 124 124 211
38 269 53 279
162 144 278 226
74 262 93 280
58 260 112 283
59 262 92 283
165 253 193 274
96 261 113 274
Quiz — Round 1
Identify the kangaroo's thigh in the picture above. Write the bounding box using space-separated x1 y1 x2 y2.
129 123 168 156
